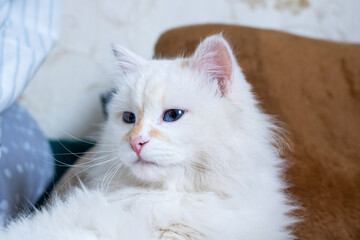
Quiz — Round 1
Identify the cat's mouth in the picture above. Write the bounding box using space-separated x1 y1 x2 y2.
134 158 159 167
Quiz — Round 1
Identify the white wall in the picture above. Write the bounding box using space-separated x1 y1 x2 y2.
19 0 360 139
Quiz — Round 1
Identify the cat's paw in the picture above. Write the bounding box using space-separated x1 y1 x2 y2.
158 223 205 240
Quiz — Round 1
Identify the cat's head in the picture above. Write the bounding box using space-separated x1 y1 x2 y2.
100 35 260 188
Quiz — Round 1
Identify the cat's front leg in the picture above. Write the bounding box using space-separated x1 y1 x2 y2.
157 223 205 240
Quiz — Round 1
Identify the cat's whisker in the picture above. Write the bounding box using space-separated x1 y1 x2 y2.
51 148 120 156
100 162 117 190
58 130 121 148
82 155 121 171
53 151 116 169
75 152 119 167
59 131 97 145
100 158 122 191
104 162 122 194
57 156 120 193
24 146 111 170
106 164 124 192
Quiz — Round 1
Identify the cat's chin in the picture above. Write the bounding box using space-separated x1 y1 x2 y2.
128 157 177 183
134 157 160 167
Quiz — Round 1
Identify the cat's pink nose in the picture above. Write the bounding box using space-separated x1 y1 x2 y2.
130 136 149 155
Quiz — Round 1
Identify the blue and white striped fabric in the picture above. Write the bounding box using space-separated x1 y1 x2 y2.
0 0 61 222
0 0 61 112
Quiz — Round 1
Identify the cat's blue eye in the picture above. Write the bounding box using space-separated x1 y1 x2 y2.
123 112 136 123
163 109 185 122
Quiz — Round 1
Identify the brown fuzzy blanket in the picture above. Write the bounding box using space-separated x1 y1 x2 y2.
154 24 360 239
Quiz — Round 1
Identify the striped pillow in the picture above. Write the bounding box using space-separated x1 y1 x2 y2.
0 0 61 112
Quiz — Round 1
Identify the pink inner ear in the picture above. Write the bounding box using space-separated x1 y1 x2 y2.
192 38 233 96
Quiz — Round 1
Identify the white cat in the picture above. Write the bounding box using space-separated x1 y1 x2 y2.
1 35 297 239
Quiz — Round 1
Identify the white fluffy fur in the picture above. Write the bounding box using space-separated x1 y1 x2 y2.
1 35 297 239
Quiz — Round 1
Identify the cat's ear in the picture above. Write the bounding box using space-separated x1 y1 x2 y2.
191 35 234 96
111 43 146 75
